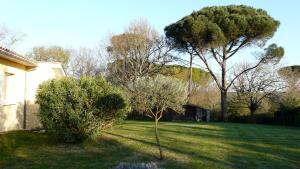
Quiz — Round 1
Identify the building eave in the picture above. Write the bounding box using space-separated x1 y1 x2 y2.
0 47 37 67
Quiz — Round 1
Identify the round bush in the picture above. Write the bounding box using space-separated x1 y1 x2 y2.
36 76 130 143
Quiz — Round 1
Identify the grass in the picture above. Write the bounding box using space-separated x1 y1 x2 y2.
1 121 300 169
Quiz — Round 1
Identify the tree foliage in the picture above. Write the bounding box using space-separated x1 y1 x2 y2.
107 20 173 85
128 75 188 159
278 65 300 91
27 46 70 69
128 75 187 115
274 65 300 126
36 77 130 143
279 65 300 74
108 62 211 84
165 5 280 49
160 64 211 84
165 5 284 120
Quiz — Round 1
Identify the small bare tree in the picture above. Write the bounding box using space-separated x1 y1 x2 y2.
107 20 173 85
68 48 105 78
231 64 284 122
128 75 188 160
0 25 24 49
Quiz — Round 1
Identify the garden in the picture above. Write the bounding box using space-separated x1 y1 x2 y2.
1 4 300 169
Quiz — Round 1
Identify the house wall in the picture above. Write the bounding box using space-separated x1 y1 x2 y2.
0 58 26 132
0 61 65 132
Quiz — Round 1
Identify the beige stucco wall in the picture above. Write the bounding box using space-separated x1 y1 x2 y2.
0 105 24 131
0 61 65 132
0 59 26 132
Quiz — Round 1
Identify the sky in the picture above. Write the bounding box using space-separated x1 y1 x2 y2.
0 0 299 68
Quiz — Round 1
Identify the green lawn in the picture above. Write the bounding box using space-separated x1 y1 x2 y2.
1 121 300 169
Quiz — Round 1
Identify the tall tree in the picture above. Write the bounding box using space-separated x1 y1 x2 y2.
27 46 70 69
107 20 173 85
165 5 284 121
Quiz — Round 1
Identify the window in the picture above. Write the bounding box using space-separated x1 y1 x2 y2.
0 72 13 103
0 72 5 102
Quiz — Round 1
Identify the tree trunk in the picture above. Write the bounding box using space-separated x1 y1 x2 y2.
188 53 193 97
221 51 228 121
221 90 228 121
249 106 257 123
250 110 256 123
154 118 163 160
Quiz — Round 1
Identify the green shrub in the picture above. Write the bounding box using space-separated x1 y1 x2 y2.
36 76 130 143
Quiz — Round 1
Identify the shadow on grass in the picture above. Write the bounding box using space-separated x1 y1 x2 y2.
105 131 233 168
111 121 300 169
1 122 300 169
165 122 300 169
0 130 186 169
226 141 300 169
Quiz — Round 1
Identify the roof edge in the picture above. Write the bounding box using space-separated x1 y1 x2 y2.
0 47 37 67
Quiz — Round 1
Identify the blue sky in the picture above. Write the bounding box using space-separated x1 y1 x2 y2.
0 0 299 67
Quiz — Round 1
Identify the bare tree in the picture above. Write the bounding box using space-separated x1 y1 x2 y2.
0 25 24 49
107 20 173 85
189 80 220 112
231 64 284 122
68 47 105 78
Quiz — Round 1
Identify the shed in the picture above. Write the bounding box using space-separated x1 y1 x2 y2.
183 104 210 122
